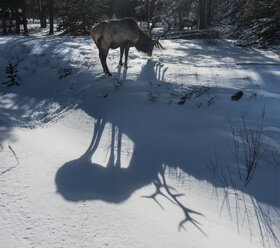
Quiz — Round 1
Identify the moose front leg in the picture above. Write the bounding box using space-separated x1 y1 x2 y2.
99 49 111 76
119 47 124 66
124 47 130 68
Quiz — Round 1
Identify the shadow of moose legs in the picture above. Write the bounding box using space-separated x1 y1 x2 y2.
82 118 106 162
107 124 122 169
115 126 122 169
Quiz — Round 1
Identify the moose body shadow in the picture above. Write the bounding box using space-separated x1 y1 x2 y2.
55 118 160 203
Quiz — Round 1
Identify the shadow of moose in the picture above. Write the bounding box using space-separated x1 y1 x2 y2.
55 59 214 232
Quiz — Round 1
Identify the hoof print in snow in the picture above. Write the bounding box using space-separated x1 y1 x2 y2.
186 90 194 100
68 81 76 90
114 79 122 89
195 85 210 98
148 91 158 102
178 95 187 105
96 75 107 81
231 91 243 101
208 96 216 107
196 102 202 108
58 68 72 79
250 93 257 98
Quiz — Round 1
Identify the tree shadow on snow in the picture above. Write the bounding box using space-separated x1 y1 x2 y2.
0 35 94 143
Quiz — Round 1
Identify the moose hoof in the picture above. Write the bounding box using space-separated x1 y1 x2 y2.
104 71 112 76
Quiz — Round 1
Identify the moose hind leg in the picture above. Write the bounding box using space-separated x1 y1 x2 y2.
119 47 124 66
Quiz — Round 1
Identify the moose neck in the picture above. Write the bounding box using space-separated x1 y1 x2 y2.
135 31 153 54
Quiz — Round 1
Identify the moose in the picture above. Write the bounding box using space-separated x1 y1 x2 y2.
183 19 197 30
90 18 164 76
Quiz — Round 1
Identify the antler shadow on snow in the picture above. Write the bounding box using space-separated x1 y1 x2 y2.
143 164 206 234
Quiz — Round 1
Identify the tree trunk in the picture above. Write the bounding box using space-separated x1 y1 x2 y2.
22 6 28 34
199 0 206 29
2 8 7 34
9 10 12 33
178 9 184 31
207 0 213 26
38 0 47 28
15 9 20 34
49 0 54 35
147 0 150 29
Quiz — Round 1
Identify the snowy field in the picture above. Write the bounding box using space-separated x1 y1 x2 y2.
0 34 279 248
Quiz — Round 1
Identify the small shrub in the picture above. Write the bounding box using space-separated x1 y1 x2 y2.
208 109 267 187
231 109 266 186
58 68 72 79
2 63 20 87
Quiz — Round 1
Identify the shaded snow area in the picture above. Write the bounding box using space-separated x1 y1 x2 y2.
0 35 280 248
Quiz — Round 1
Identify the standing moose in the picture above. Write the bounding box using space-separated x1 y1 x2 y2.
90 18 163 76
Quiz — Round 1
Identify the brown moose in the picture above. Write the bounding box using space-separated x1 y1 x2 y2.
90 18 163 76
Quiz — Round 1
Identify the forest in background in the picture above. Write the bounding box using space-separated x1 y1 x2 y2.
0 0 280 47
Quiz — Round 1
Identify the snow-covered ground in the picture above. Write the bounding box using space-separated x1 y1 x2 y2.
0 33 279 248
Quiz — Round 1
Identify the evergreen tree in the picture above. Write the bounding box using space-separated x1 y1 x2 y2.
57 0 110 35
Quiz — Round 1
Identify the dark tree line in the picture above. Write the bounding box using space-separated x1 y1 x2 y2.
0 0 28 34
1 0 279 43
0 0 206 35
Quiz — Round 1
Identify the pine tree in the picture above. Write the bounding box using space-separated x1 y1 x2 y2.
57 0 110 35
